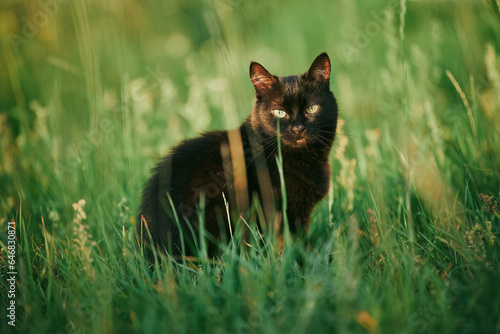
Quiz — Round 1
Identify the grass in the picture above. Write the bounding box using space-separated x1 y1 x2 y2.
1 0 500 333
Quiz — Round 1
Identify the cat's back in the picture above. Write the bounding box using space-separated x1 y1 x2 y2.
147 130 230 202
138 130 231 246
168 130 229 175
172 131 228 158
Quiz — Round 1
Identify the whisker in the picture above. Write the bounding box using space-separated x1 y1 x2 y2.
315 134 334 145
331 144 358 160
246 139 277 167
255 146 278 173
314 136 331 148
332 153 357 166
319 129 365 139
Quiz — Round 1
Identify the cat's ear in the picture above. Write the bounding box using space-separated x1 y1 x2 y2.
250 62 276 94
307 52 331 83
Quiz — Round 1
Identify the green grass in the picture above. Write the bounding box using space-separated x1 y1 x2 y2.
1 0 500 333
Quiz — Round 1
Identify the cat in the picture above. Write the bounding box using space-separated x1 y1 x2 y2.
138 52 338 258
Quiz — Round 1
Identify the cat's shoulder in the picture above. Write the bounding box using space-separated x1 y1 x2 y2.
170 130 229 158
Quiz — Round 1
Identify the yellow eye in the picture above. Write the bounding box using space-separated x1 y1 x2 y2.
306 104 319 114
271 109 287 118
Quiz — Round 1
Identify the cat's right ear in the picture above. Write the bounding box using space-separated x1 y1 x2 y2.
307 52 331 84
250 62 276 95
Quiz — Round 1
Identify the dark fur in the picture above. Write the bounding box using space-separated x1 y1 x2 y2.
138 53 338 257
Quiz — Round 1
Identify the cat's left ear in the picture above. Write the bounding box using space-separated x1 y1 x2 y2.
307 52 331 83
250 62 276 95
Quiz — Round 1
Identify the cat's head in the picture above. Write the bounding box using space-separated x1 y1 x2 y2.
249 52 338 149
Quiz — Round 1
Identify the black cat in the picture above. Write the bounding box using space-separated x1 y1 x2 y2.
138 52 338 257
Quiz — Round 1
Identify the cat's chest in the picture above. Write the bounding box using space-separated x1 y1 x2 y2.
281 155 330 197
283 157 328 182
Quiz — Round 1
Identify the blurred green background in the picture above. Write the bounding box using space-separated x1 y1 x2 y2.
1 0 499 215
1 0 500 333
0 0 499 212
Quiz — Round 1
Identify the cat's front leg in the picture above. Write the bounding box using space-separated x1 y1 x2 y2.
285 206 310 236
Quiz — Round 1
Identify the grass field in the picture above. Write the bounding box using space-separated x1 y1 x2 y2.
1 0 500 333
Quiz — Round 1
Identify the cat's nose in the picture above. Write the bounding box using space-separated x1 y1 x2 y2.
292 124 306 134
